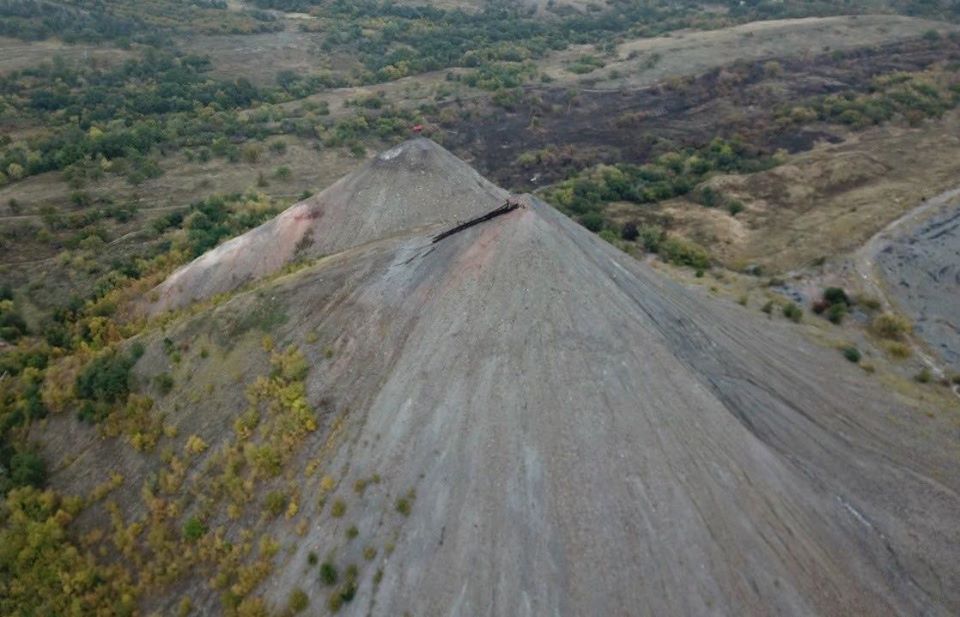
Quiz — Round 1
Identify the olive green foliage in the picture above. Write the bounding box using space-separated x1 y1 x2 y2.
0 52 270 186
544 139 774 228
155 373 175 395
0 487 137 615
0 449 46 494
330 498 347 518
0 286 28 342
320 562 338 585
658 236 711 270
182 515 208 541
288 587 309 613
75 343 145 422
823 288 850 306
871 313 912 340
814 287 851 325
826 303 848 324
395 489 416 517
779 70 960 130
0 0 281 43
327 563 358 613
264 490 288 517
152 194 280 258
783 302 803 323
636 224 665 253
842 347 862 363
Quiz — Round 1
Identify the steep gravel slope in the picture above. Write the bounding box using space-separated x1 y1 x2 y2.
58 140 958 616
258 195 958 617
147 139 508 313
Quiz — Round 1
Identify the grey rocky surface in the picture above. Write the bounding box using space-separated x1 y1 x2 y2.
875 194 960 372
58 140 959 616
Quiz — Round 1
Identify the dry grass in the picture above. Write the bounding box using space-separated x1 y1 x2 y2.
662 108 960 272
538 15 957 89
0 36 134 76
0 139 360 221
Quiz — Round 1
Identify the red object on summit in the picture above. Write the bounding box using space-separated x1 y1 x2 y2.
412 124 424 133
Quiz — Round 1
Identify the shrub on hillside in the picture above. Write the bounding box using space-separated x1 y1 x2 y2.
320 562 338 585
825 303 847 324
841 346 861 363
871 313 911 340
637 225 664 253
182 516 207 541
659 236 710 269
288 588 308 613
0 450 47 494
75 344 144 405
783 302 803 323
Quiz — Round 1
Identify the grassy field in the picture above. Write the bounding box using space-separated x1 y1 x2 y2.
539 15 956 88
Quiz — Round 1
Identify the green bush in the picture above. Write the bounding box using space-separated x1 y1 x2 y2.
264 490 287 517
579 212 604 232
320 562 338 585
0 298 29 342
1 450 47 493
637 225 664 253
155 373 174 395
288 588 308 613
395 496 412 516
783 303 803 322
826 303 847 325
659 236 710 269
841 346 861 363
182 516 207 542
823 287 850 306
598 229 619 244
75 345 143 404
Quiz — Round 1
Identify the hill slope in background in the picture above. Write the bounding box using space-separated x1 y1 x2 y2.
43 140 959 616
